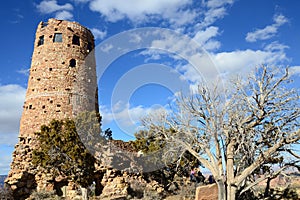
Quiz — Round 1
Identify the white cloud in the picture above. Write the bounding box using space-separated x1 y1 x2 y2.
17 68 30 76
0 84 26 146
100 44 113 53
290 66 300 76
264 41 289 52
136 27 288 85
246 14 288 42
166 9 197 27
194 26 219 44
273 14 289 25
55 10 73 20
212 45 287 75
176 63 204 83
36 0 73 14
203 7 227 27
206 0 234 8
91 28 107 40
140 50 162 62
213 50 270 72
193 26 220 51
198 0 234 28
89 0 193 25
172 45 288 91
87 0 234 32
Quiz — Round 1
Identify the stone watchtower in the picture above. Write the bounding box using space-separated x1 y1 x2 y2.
5 18 99 198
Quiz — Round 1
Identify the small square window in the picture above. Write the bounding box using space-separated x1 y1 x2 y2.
69 59 76 67
38 35 44 46
53 33 62 42
72 35 80 46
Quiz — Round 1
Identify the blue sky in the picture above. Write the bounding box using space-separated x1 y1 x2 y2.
0 0 300 174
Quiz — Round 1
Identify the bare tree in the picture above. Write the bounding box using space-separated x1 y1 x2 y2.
141 66 300 200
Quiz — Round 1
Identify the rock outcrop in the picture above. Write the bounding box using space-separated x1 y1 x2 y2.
195 184 218 200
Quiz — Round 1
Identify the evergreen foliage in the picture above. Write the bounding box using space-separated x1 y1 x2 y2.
74 111 104 155
32 119 95 187
132 128 201 189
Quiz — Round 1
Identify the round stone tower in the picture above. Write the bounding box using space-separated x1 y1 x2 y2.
21 18 98 137
6 18 99 198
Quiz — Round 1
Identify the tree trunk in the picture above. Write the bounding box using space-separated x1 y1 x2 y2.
227 184 236 200
81 187 88 200
217 180 226 200
263 177 271 198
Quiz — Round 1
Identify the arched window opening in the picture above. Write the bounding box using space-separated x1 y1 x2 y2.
69 59 76 67
53 33 62 42
72 35 80 46
38 35 44 46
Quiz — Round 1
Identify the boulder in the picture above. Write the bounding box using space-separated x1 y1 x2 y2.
195 184 218 200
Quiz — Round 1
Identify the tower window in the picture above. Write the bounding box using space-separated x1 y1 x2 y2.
38 35 44 46
53 33 62 42
69 59 76 67
72 35 80 46
87 42 93 52
41 22 48 28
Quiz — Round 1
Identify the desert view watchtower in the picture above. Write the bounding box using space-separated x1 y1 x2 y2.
6 18 99 198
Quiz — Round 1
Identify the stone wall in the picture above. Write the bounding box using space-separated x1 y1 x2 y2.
5 18 98 199
195 184 218 200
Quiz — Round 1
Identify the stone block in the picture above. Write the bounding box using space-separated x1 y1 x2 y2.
195 184 218 200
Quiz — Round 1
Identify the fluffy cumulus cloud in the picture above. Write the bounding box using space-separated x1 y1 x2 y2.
89 0 194 25
214 50 275 73
55 10 73 20
170 44 289 94
36 0 74 19
0 84 26 146
290 66 300 76
210 41 288 77
246 14 288 42
88 0 235 28
91 28 107 40
137 29 288 85
193 26 221 51
206 0 234 8
198 0 234 28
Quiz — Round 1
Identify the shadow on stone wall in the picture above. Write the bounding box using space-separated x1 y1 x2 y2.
8 172 37 200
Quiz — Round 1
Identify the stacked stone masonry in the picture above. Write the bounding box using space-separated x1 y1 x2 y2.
5 18 99 199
